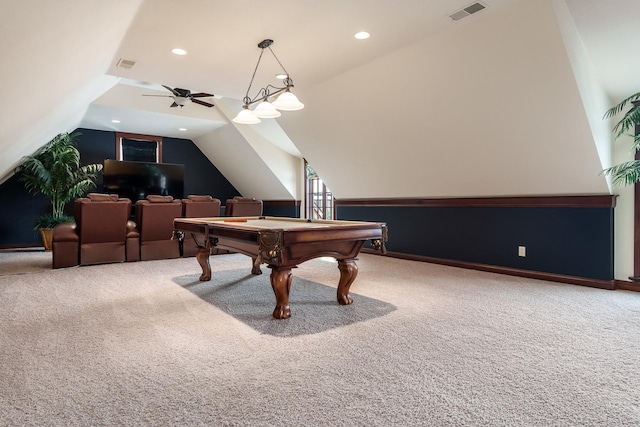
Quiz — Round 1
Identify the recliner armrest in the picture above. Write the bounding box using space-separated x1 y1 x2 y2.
53 222 79 242
126 220 139 238
125 220 140 262
52 222 79 269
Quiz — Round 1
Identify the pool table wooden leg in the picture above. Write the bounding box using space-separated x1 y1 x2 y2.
337 259 358 305
270 267 292 319
196 247 212 281
251 257 262 275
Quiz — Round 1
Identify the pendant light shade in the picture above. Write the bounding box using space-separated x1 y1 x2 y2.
232 108 261 124
272 91 304 111
253 101 282 118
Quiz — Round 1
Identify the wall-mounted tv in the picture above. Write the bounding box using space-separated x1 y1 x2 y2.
103 160 184 202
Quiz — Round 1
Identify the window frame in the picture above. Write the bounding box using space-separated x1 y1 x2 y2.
304 160 335 220
115 132 163 163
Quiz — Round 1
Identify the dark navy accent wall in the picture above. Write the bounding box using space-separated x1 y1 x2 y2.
338 205 614 281
0 175 50 245
263 205 300 218
77 128 116 186
0 129 239 246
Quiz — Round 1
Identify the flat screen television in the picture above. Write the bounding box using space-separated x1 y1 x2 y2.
103 160 184 202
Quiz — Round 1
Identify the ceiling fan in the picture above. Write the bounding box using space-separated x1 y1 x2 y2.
142 85 215 108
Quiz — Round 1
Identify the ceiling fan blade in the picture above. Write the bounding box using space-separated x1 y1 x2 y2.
162 85 180 96
142 94 173 97
170 102 179 108
192 98 214 108
190 92 214 98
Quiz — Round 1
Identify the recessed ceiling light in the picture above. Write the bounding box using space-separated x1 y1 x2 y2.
111 119 120 123
354 31 370 40
179 128 187 131
171 48 187 55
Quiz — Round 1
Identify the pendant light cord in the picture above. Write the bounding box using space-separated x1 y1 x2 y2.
244 49 265 103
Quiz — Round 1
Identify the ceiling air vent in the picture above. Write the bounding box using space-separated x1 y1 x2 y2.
449 2 486 21
116 58 136 69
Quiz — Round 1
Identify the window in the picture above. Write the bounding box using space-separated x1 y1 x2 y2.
305 161 334 220
115 132 163 162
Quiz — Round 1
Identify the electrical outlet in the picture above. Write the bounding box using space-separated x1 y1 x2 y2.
518 246 526 257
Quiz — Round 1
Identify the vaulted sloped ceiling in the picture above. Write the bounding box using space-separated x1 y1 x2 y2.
279 0 610 198
194 98 303 200
2 0 639 200
0 0 144 182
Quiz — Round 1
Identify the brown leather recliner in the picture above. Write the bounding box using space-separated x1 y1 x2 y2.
181 195 221 257
52 193 137 268
224 196 263 217
135 195 182 261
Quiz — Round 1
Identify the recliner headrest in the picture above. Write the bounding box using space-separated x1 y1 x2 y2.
187 195 213 202
146 195 174 203
87 193 119 202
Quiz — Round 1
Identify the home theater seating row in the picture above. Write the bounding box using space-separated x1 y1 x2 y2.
52 194 263 269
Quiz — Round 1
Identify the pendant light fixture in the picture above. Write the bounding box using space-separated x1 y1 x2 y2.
232 39 304 124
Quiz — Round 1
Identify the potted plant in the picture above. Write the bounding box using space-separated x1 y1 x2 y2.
602 92 640 185
16 131 103 250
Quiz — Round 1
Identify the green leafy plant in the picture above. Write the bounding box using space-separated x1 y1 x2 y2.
602 92 640 186
305 162 318 180
17 132 103 230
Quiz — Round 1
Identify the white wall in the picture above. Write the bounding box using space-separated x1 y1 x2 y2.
611 131 635 281
194 99 303 201
279 0 609 199
550 0 633 280
551 0 613 183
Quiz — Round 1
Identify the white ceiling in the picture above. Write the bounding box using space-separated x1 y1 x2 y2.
2 0 640 188
107 0 520 99
80 0 523 140
76 0 640 142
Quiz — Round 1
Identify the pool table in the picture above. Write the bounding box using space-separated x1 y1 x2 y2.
173 216 388 319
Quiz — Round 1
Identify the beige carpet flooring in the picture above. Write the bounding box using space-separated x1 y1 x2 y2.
1 252 639 426
0 248 51 276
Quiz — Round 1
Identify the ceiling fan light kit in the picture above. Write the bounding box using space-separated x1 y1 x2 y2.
232 39 304 124
173 96 191 107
